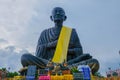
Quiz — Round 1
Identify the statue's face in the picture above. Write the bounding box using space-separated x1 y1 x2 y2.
51 7 66 22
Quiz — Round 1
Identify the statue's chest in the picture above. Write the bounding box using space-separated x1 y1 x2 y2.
47 29 59 42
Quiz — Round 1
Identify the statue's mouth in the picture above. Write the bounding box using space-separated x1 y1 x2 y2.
54 20 62 23
54 14 63 19
54 15 63 22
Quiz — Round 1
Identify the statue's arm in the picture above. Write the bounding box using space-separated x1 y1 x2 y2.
68 29 83 56
36 40 57 56
46 40 57 48
35 39 57 56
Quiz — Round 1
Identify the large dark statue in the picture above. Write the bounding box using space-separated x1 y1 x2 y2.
21 7 99 74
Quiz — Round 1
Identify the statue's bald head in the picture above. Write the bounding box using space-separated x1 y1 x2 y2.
50 7 67 22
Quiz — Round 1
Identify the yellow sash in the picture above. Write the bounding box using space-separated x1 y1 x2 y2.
52 26 72 63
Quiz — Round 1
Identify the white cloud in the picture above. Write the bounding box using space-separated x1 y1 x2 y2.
0 43 29 72
0 38 8 43
0 38 29 71
0 0 39 51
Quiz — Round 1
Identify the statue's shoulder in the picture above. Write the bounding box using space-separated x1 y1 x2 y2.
72 28 77 33
64 26 76 31
71 28 79 37
72 28 75 31
40 27 54 34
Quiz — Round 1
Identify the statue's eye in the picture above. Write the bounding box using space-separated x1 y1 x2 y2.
59 10 63 13
60 10 65 15
53 9 65 15
55 10 58 13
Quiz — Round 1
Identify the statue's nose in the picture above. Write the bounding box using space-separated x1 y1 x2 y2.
56 11 60 14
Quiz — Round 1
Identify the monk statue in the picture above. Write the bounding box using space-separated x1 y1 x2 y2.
21 7 99 74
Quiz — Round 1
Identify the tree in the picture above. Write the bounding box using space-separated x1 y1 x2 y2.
7 72 19 78
112 72 118 76
1 68 7 71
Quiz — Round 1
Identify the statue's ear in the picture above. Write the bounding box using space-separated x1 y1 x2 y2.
64 16 67 21
50 16 53 21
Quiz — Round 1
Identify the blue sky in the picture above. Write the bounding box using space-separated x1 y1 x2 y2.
0 0 120 76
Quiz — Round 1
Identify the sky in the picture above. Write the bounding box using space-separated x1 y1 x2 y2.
0 0 120 76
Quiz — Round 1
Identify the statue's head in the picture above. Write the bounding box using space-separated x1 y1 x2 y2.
50 7 67 22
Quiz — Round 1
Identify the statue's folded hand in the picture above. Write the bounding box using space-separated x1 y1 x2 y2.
47 40 58 48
